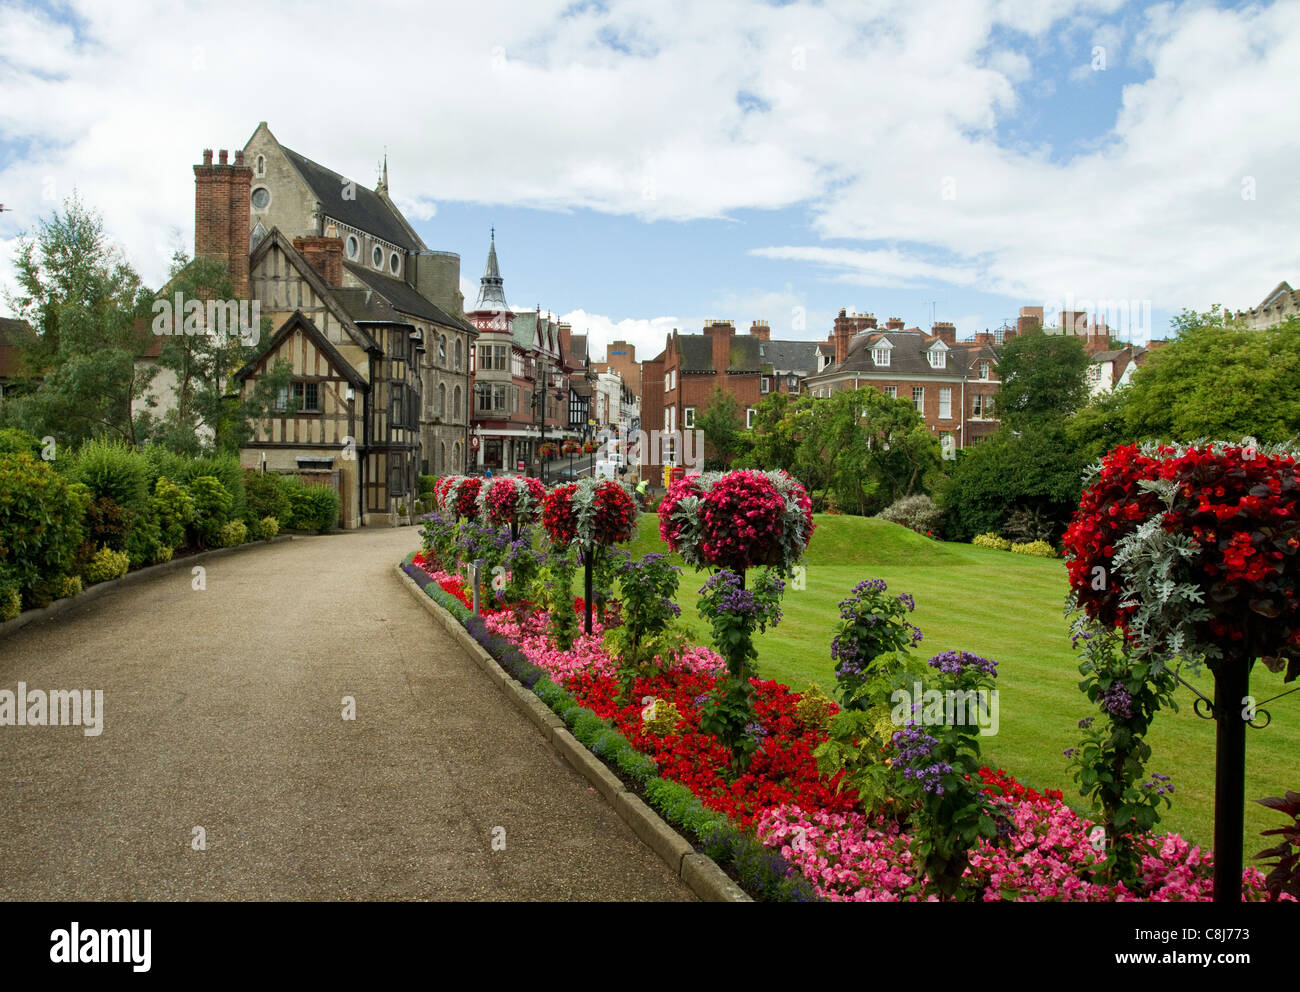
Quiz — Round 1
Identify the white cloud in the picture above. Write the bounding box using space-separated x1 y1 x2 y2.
0 0 1294 328
558 308 684 363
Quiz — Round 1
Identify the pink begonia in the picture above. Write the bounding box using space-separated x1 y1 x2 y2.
757 801 1283 903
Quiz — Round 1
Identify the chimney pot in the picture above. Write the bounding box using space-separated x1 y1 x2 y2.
218 149 228 165
202 148 213 165
234 150 245 166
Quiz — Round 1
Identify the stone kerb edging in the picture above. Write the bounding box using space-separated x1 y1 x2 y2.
392 564 750 903
0 536 298 639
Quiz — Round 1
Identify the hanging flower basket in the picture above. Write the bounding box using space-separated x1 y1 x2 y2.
562 440 580 456
537 442 559 460
479 476 542 527
1063 440 1300 680
581 440 599 454
658 469 813 576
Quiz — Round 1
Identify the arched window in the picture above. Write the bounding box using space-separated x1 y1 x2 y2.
438 335 447 365
438 383 446 417
454 339 462 371
453 385 461 420
439 442 446 473
453 442 462 470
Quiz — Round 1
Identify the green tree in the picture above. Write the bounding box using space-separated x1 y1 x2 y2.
144 251 284 455
696 384 744 468
2 195 155 448
1118 309 1300 443
994 325 1090 429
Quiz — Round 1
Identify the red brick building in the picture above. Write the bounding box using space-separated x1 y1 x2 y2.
803 310 1004 452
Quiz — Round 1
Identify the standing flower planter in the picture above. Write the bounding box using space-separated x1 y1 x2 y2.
542 478 638 633
658 469 814 770
480 475 542 543
1063 440 1300 902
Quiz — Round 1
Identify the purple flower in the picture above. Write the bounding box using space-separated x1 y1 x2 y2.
1100 682 1134 720
927 650 998 678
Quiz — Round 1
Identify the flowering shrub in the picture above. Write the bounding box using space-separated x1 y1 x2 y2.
454 477 483 521
877 494 942 536
571 478 638 547
605 551 683 673
1064 626 1179 886
658 469 813 577
972 533 1012 551
1063 440 1300 680
830 578 923 709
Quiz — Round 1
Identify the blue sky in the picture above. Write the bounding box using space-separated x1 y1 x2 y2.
2 0 1297 362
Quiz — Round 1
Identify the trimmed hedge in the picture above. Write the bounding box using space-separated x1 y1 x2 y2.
1010 539 1057 558
972 532 1012 551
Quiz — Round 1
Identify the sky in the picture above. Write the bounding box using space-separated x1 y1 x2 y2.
1 0 1297 363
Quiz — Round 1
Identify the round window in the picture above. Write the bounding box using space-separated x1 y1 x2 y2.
389 252 400 275
372 245 384 268
345 235 359 260
251 187 270 209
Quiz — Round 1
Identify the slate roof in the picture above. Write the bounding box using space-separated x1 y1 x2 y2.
677 332 762 373
824 330 997 376
1090 349 1126 363
569 333 588 366
758 339 820 375
343 263 474 332
281 146 422 251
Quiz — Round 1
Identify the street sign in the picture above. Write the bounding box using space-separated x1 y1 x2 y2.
470 435 480 451
516 460 525 472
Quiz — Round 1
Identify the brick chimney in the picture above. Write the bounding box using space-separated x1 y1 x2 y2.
704 319 734 373
292 235 344 288
974 331 995 345
194 146 252 298
885 316 905 330
749 319 770 341
1017 305 1044 336
1060 309 1089 336
931 321 957 345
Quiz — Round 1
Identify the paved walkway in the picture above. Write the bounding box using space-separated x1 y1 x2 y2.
0 528 692 901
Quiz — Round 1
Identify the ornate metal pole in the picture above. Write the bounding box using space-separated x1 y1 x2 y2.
1212 657 1252 902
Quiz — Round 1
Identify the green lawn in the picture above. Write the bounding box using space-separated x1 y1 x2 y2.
621 513 1300 849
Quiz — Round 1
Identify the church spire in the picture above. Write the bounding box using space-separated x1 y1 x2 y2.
474 227 510 314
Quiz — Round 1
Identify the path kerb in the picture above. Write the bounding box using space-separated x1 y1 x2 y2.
393 564 750 903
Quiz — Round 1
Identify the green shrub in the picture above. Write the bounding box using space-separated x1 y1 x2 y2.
152 544 173 564
85 546 129 583
218 519 248 547
243 469 292 525
152 477 195 550
418 474 437 496
188 475 234 548
0 565 22 621
640 697 683 736
1010 539 1057 558
281 477 339 533
143 447 245 520
876 494 942 536
0 428 44 457
972 532 1012 551
55 574 82 599
259 516 279 540
793 682 836 732
0 453 89 608
65 438 158 567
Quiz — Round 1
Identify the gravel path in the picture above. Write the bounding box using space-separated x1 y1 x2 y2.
0 529 693 901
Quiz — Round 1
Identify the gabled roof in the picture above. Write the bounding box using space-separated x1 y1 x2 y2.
569 334 589 365
280 145 423 252
250 227 379 354
816 330 998 377
343 262 474 332
233 310 369 389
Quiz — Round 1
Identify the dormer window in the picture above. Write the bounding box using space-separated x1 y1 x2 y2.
872 346 891 367
978 360 991 380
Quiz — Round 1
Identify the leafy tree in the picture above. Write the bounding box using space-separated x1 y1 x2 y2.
934 422 1087 541
144 251 285 454
695 384 744 468
1066 388 1131 463
994 325 1090 429
2 195 155 447
1119 309 1300 444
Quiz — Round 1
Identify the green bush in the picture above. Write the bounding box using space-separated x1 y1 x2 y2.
793 683 836 732
188 475 234 548
0 428 45 458
65 438 158 567
152 477 195 550
259 516 279 541
876 494 942 536
972 532 1012 551
1010 539 1057 558
0 565 22 621
143 447 245 520
282 478 339 532
218 519 248 547
243 469 292 526
54 574 82 599
418 474 437 496
0 453 89 608
152 544 173 564
85 546 129 583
